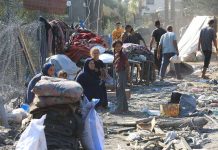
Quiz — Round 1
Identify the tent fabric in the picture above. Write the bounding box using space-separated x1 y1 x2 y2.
46 54 80 80
178 16 215 62
99 53 114 64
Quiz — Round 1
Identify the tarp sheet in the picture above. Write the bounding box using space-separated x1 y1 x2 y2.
178 16 215 62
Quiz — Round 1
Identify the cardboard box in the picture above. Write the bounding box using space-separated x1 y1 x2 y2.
160 104 180 117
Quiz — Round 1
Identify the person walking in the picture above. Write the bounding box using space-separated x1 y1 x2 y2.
112 22 124 41
113 40 130 113
198 19 218 79
150 20 166 74
122 25 147 48
158 26 182 81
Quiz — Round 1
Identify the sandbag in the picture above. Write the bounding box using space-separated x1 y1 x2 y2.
33 76 83 98
32 96 80 108
31 104 82 150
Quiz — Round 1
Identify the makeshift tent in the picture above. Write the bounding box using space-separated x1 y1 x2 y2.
178 16 216 62
46 54 80 80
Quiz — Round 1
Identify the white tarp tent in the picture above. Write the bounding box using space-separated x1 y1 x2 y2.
46 54 80 80
178 16 215 62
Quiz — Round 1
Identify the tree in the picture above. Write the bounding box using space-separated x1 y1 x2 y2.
183 0 218 16
128 0 139 24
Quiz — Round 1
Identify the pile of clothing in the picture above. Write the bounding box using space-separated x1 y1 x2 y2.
30 76 83 149
123 43 156 83
38 18 71 65
65 29 107 63
123 43 154 62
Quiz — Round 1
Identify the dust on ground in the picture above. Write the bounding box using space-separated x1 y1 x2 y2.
103 61 218 150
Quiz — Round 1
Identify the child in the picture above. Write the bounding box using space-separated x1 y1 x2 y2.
90 48 107 85
58 70 68 79
113 40 130 113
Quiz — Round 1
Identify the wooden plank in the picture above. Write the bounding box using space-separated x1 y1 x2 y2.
154 127 165 134
108 127 135 134
135 118 153 124
180 137 192 150
18 28 37 74
158 117 208 129
163 140 174 150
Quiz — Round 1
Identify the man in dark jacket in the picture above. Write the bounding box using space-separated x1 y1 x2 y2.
122 25 147 48
150 20 166 74
198 19 218 79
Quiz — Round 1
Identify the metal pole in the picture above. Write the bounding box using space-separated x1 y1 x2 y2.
165 0 169 24
97 0 101 34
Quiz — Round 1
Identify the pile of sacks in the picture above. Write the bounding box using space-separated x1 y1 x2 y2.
65 29 107 63
30 76 83 149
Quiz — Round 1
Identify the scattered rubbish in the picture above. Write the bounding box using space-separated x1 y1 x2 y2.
164 131 177 144
158 117 208 129
8 108 28 123
160 104 180 117
20 104 30 112
207 79 218 85
108 127 135 134
170 91 182 104
108 102 117 113
126 132 141 141
141 108 160 116
0 98 9 128
137 118 156 131
190 87 204 93
211 108 218 116
179 94 196 117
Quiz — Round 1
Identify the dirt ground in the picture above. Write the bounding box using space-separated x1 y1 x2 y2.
102 60 218 150
0 61 218 150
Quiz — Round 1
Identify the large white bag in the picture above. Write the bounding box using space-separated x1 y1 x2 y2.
81 98 104 150
16 115 47 150
170 55 181 63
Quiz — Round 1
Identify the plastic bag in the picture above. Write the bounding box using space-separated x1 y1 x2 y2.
81 97 104 150
16 115 47 150
8 108 28 123
105 74 115 88
179 94 196 117
170 55 181 63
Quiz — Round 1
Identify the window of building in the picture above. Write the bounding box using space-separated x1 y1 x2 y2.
146 0 154 5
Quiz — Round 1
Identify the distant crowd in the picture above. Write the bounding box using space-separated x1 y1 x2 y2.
26 19 217 114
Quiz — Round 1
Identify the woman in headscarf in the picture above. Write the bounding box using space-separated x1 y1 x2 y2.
25 63 55 104
90 48 108 108
76 58 106 108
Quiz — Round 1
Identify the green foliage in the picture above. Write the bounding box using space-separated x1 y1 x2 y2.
128 0 139 15
183 0 218 15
